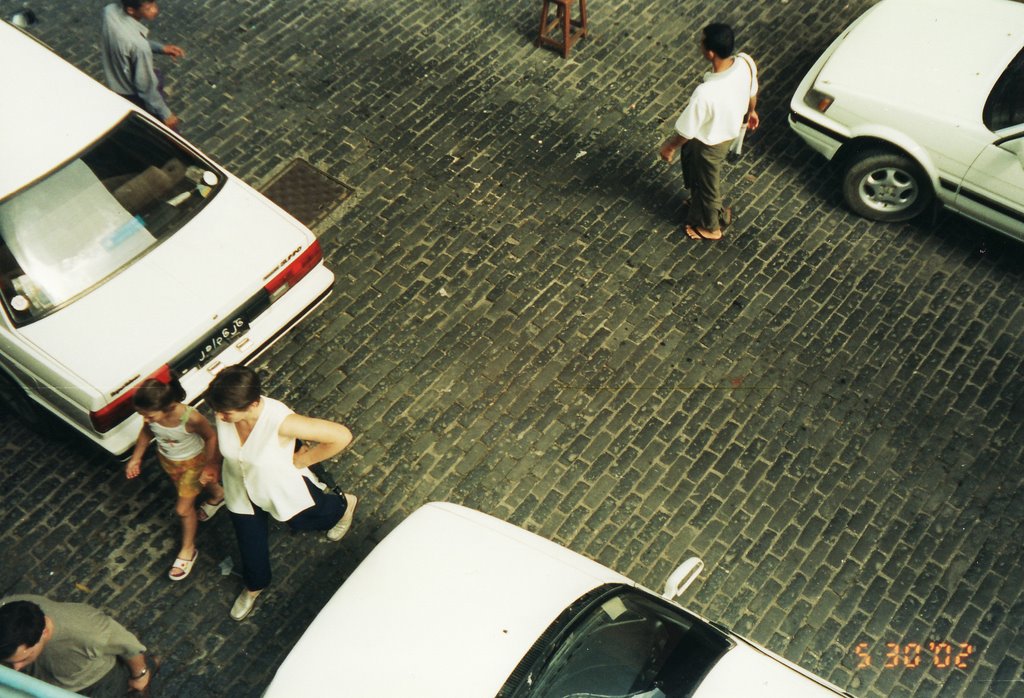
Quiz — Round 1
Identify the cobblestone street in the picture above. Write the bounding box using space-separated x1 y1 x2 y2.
1 0 1023 696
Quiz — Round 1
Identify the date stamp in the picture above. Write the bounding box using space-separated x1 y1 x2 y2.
854 642 976 670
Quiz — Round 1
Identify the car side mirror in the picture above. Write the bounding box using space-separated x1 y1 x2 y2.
9 9 37 28
662 557 704 600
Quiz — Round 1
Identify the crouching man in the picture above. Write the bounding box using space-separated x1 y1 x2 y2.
0 595 155 697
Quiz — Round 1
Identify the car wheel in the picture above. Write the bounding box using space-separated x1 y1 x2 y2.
0 372 54 430
841 150 932 222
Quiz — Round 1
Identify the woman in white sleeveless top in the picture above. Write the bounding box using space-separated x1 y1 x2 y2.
206 365 359 621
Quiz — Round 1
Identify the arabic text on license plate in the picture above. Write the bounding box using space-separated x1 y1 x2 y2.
197 317 248 366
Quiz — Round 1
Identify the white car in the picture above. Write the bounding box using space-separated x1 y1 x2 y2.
0 22 333 454
265 502 855 697
788 0 1024 240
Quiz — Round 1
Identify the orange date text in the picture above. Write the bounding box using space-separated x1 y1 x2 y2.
854 642 975 670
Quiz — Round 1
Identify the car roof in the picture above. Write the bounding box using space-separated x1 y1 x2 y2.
0 22 132 200
816 0 1024 124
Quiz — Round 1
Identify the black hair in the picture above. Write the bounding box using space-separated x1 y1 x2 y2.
0 601 45 661
132 376 186 412
703 23 735 58
206 365 262 412
121 0 156 10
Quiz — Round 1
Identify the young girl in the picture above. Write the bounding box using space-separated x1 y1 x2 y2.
126 376 225 581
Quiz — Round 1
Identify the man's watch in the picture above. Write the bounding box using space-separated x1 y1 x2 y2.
131 667 149 681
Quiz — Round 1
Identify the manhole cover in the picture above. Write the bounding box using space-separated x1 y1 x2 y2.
260 159 352 228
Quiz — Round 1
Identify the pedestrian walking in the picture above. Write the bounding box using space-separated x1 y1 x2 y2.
125 376 225 582
100 0 184 130
659 23 759 241
204 365 359 621
0 595 157 697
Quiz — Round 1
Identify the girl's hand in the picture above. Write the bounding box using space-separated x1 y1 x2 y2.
198 465 220 486
125 459 142 479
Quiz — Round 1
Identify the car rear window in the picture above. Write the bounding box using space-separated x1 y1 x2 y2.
0 114 222 325
984 47 1024 131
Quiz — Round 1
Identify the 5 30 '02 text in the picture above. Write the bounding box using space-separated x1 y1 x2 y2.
855 642 975 669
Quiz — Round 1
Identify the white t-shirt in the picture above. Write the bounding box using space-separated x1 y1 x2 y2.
674 53 758 146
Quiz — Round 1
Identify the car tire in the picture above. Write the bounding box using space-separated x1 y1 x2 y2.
0 372 56 431
841 150 933 222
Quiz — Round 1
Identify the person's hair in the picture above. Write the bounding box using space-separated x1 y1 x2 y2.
703 23 735 58
133 376 186 412
0 601 45 661
121 0 156 10
206 365 262 412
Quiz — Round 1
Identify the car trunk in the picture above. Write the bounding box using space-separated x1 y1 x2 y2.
17 179 310 403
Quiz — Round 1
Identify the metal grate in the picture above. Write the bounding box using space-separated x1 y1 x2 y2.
260 159 352 228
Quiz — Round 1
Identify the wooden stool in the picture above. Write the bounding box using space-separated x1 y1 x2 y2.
535 0 588 59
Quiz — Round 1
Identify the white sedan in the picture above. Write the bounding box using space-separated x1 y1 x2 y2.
265 502 854 697
0 22 333 454
788 0 1024 240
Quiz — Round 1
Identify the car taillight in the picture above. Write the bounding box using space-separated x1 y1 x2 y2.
265 240 322 303
89 364 171 433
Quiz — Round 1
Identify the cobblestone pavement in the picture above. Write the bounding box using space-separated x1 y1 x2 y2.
2 0 1023 696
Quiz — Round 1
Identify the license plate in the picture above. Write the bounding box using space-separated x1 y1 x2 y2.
196 316 249 367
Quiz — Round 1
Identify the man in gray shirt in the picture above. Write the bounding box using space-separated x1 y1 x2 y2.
0 595 155 697
100 0 184 130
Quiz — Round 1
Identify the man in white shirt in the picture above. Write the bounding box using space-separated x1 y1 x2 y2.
659 24 759 241
100 1 185 131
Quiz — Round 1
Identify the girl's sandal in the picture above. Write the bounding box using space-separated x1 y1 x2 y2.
169 549 198 581
197 499 226 522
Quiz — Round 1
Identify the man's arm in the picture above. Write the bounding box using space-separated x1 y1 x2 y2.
659 95 704 162
149 39 185 59
659 133 689 162
125 653 152 692
131 47 174 122
741 54 759 131
92 609 149 693
746 95 759 131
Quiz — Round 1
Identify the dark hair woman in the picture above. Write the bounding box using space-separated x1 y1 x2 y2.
205 365 358 621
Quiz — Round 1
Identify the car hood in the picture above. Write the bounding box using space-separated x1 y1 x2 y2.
815 0 1024 125
695 643 851 698
264 502 632 698
18 179 309 398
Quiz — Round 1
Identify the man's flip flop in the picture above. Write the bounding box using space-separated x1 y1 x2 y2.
685 225 723 241
169 549 198 581
197 499 225 522
721 207 733 228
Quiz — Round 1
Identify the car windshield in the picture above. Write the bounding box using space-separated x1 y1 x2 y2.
518 589 732 698
0 114 221 324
